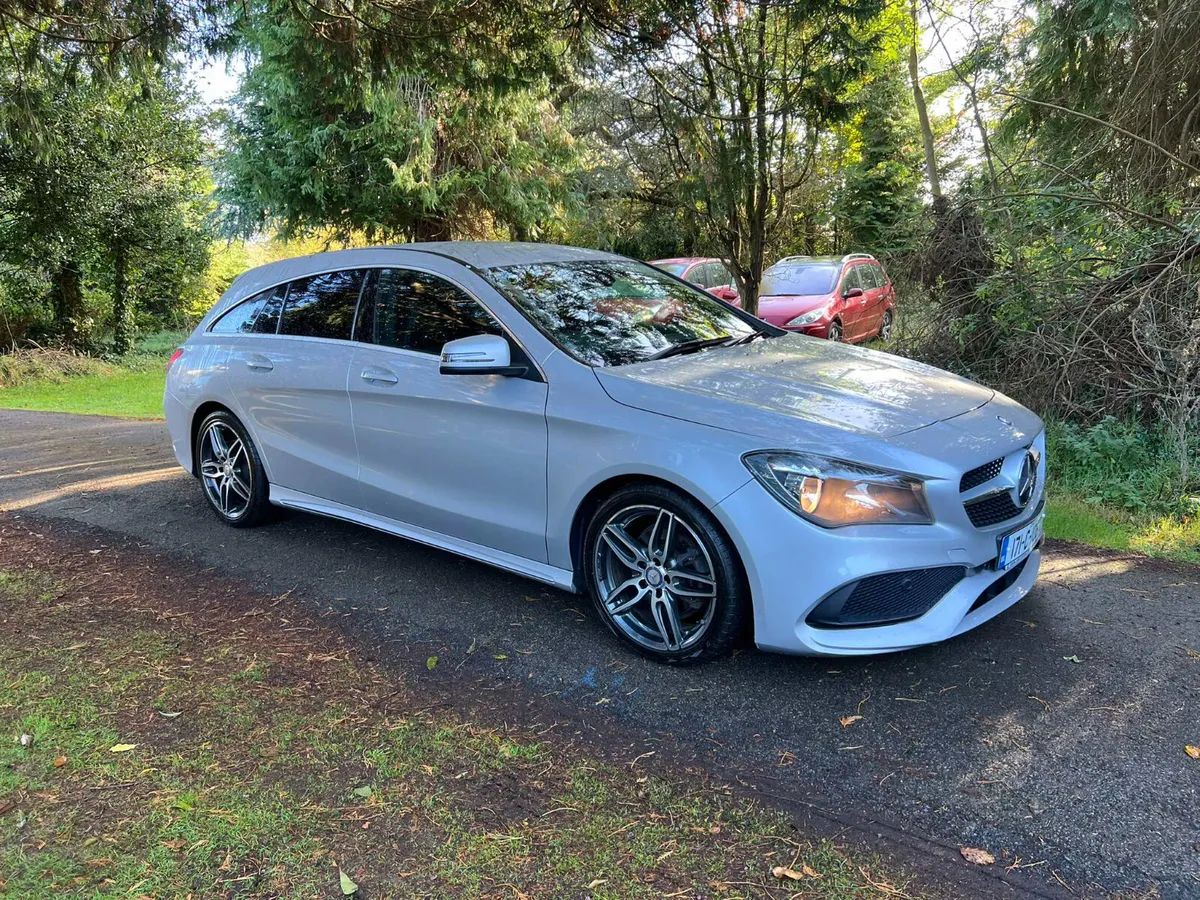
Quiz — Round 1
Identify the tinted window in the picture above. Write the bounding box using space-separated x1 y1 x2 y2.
487 259 755 368
279 269 364 340
760 263 839 296
251 285 286 334
210 290 269 334
361 268 503 355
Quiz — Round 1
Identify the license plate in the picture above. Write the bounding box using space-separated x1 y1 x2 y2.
997 515 1044 571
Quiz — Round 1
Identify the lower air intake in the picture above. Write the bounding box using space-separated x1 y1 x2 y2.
807 566 967 628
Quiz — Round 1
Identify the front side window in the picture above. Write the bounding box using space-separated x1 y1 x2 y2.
279 269 365 340
841 266 863 294
486 259 755 367
360 268 503 355
760 263 840 297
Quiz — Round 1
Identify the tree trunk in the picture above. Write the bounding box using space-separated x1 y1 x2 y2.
909 0 941 202
51 262 85 348
112 241 133 355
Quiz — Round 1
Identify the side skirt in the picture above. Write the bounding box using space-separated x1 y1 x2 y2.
269 486 577 592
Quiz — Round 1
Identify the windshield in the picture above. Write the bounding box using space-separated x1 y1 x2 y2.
760 263 839 296
654 262 689 277
487 260 756 367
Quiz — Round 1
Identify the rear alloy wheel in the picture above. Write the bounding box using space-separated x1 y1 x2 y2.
879 309 895 341
584 484 748 664
827 320 843 342
196 411 273 527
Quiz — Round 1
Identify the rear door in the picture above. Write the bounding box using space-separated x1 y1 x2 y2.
348 266 550 562
225 269 363 503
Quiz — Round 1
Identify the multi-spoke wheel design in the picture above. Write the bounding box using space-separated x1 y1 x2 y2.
200 421 253 520
827 320 843 342
585 484 748 663
194 410 272 527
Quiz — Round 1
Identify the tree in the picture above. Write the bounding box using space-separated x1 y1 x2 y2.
0 72 211 349
598 0 883 315
838 55 923 254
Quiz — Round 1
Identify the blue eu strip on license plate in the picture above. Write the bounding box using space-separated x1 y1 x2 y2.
997 516 1043 571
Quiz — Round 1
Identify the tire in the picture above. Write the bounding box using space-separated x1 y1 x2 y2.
582 482 749 664
827 319 843 342
879 308 895 341
194 410 274 528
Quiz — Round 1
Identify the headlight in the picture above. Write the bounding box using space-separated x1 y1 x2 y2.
786 308 825 326
743 451 933 527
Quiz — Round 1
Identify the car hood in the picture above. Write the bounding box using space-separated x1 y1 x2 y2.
594 335 995 441
757 294 831 325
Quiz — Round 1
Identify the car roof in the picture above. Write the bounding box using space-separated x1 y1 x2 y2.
767 256 843 268
219 241 626 309
649 257 720 266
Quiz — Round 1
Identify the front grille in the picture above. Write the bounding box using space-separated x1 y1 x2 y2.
808 566 966 628
960 457 1003 492
964 492 1024 527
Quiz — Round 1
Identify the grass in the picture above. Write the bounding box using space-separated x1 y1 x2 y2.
1044 489 1200 563
0 526 912 900
0 330 184 419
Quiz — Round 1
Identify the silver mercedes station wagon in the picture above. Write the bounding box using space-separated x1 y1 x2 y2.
164 242 1046 663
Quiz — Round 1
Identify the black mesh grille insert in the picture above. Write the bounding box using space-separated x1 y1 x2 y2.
808 566 967 628
965 492 1023 528
960 457 1003 492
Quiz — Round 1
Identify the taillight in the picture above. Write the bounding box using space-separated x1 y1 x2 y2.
168 348 184 369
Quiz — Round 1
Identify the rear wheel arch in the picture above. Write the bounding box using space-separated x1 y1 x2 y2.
189 401 235 476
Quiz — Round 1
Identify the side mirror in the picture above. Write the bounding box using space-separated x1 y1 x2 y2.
439 333 527 377
843 287 864 299
716 287 739 302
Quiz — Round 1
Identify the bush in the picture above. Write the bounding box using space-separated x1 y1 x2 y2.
1046 417 1195 514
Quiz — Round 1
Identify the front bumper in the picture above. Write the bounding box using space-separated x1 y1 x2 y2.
714 475 1044 656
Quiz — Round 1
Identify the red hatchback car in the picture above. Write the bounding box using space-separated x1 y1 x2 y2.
649 257 742 306
756 254 896 343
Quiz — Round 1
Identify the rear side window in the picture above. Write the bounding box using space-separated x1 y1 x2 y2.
359 268 503 355
872 263 889 288
210 290 270 334
860 264 882 290
251 285 286 334
279 269 365 340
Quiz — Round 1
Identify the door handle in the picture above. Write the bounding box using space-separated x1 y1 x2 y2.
245 354 274 371
360 366 399 385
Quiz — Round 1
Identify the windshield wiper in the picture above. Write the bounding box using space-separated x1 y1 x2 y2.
726 331 768 347
647 335 736 361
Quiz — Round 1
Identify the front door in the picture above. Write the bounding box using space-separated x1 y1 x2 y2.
348 267 550 563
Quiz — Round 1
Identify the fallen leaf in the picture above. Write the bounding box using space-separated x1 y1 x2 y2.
339 867 358 895
960 847 996 865
1185 745 1200 760
802 864 822 878
771 866 804 881
218 853 232 871
426 656 438 670
587 878 607 889
109 744 137 753
352 786 373 799
53 756 67 768
18 734 31 747
1063 655 1082 664
493 654 508 660
160 839 187 852
157 710 182 719
840 715 863 727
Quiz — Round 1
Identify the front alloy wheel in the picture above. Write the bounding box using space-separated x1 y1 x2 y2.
585 484 748 663
196 411 272 527
827 320 843 342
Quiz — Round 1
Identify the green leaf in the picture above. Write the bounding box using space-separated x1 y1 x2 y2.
157 710 182 718
426 656 438 670
352 785 373 799
339 868 358 895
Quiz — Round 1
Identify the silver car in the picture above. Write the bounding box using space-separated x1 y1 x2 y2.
164 242 1046 663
